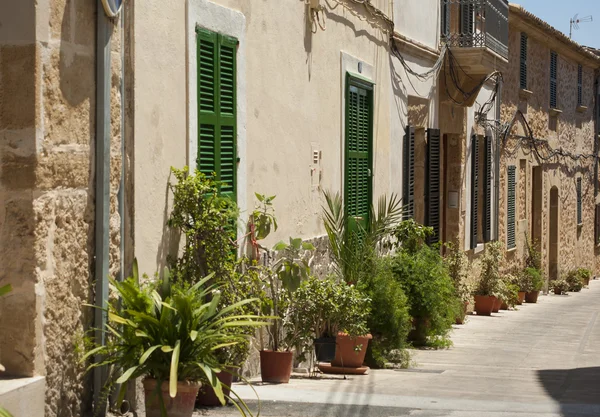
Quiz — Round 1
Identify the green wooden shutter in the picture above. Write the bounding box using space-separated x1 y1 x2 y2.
441 0 450 38
426 128 441 245
507 165 516 250
460 2 474 44
403 126 415 220
577 177 582 225
550 51 558 109
470 135 479 250
345 74 373 234
484 136 492 242
595 204 600 244
196 28 237 202
520 33 528 90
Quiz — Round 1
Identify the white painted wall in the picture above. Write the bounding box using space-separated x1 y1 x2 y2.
394 0 440 50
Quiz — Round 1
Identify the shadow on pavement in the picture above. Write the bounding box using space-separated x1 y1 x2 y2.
537 366 600 416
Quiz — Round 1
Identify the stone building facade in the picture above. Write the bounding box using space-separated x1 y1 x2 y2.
0 2 124 416
498 5 600 282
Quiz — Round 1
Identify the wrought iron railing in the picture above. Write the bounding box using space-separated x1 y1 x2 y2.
441 0 509 60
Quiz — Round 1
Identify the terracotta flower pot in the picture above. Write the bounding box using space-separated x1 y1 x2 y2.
584 277 590 286
331 333 372 368
517 291 526 305
491 296 501 313
260 350 293 383
474 295 495 316
143 379 201 417
553 288 563 295
500 300 509 310
525 291 540 303
196 368 234 407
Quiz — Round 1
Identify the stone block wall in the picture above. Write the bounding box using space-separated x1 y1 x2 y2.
0 1 123 416
499 22 599 280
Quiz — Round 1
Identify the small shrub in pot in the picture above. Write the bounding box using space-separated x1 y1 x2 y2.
551 279 569 295
566 270 585 292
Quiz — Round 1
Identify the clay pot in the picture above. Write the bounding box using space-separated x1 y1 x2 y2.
143 379 201 417
584 277 590 286
260 350 293 383
314 337 337 362
331 333 372 368
553 288 563 295
500 300 509 310
491 296 501 313
196 368 234 407
474 295 495 316
517 291 526 305
525 291 540 303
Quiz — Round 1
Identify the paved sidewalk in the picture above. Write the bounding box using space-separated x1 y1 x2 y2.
200 280 600 417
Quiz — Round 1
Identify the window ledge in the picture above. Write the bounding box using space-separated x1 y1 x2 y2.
506 247 517 253
549 108 563 117
519 88 533 100
576 105 588 113
474 243 485 254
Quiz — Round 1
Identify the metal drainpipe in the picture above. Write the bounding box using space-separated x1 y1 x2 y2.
494 77 502 243
94 0 112 415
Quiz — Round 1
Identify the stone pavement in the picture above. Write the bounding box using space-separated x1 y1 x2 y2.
199 280 600 417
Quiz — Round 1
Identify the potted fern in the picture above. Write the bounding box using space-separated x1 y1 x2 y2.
85 263 266 417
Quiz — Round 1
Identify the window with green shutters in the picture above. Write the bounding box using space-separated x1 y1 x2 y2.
520 33 528 90
345 74 373 234
550 51 558 109
426 128 440 244
577 64 583 107
577 177 582 225
197 27 238 201
403 125 415 220
507 165 516 250
484 136 493 242
470 135 479 250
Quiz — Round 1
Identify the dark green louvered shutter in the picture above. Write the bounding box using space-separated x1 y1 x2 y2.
345 75 373 234
577 177 582 225
595 204 600 244
441 1 450 38
470 135 479 250
461 3 474 37
507 165 516 250
520 33 528 90
196 28 237 201
550 51 558 109
426 128 441 245
577 64 583 106
403 126 415 220
484 136 492 242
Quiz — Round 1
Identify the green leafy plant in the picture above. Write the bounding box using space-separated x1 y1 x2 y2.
0 407 13 417
394 219 434 254
247 193 278 259
576 268 592 285
444 239 473 321
524 234 542 270
474 241 503 296
84 263 267 416
291 276 371 361
520 267 543 293
168 166 239 284
496 276 520 308
551 278 569 294
360 257 411 368
565 270 584 292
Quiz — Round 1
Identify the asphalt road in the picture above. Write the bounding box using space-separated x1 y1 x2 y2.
198 280 600 417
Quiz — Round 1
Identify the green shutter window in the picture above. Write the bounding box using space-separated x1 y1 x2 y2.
460 3 474 36
470 135 479 250
577 64 583 107
507 165 516 250
196 28 237 201
345 74 373 234
484 136 493 242
520 33 528 90
403 126 415 220
426 128 441 245
550 51 558 109
577 177 582 225
441 0 450 38
595 204 600 244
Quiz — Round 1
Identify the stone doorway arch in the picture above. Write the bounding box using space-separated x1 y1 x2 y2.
549 186 559 281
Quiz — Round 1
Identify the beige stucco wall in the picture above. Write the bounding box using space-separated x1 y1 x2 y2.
0 1 123 416
394 0 440 50
132 0 443 276
499 20 599 279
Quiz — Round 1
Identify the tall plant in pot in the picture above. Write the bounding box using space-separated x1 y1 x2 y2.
84 264 266 417
522 267 543 303
444 239 472 324
473 241 502 316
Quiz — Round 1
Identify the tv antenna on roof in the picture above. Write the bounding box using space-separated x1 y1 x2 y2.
570 14 593 39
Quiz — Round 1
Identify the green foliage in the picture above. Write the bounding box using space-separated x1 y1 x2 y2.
168 166 239 284
565 270 584 292
474 241 502 296
85 262 266 414
272 238 315 293
322 190 402 285
521 267 543 292
524 234 542 270
360 257 411 368
551 278 569 294
247 193 277 259
0 407 12 417
393 219 434 254
496 276 520 308
291 276 371 362
444 239 472 321
576 268 592 284
391 243 459 346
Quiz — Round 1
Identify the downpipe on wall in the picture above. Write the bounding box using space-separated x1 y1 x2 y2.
94 1 112 415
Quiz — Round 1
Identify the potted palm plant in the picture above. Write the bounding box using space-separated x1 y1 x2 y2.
85 264 266 417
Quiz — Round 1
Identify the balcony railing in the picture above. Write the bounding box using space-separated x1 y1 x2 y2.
441 0 509 60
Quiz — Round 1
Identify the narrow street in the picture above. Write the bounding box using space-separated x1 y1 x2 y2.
204 281 600 417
